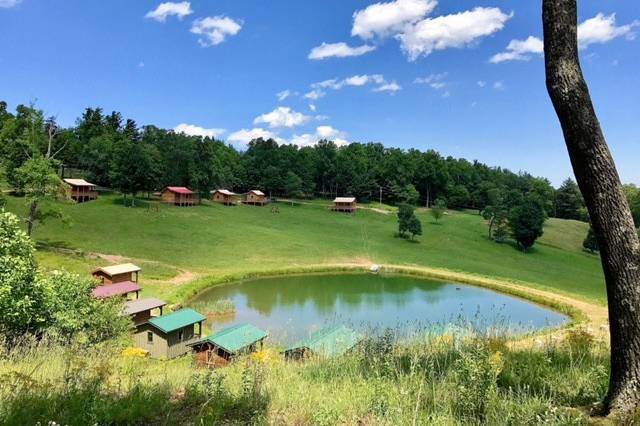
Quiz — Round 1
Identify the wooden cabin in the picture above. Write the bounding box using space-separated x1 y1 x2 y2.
134 308 205 359
211 189 239 206
92 281 141 299
189 323 268 368
284 325 362 360
63 178 98 202
244 190 269 206
161 186 196 206
123 298 166 326
92 263 141 285
332 197 357 213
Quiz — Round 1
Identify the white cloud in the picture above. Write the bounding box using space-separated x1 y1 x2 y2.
276 90 291 101
414 72 448 89
290 126 349 147
310 74 387 92
174 123 225 138
190 16 242 46
304 89 325 100
308 104 317 112
477 80 486 87
373 81 402 93
398 7 512 61
578 13 639 49
308 42 376 60
490 36 543 63
253 107 310 128
137 61 145 68
352 0 437 39
145 2 192 22
227 128 281 145
493 81 505 90
0 0 21 8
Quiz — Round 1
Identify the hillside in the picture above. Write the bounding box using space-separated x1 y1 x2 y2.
4 193 605 303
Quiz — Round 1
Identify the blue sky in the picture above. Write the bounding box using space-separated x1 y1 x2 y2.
0 0 638 186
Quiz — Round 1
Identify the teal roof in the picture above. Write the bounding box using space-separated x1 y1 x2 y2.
148 308 205 333
205 323 268 354
286 325 362 357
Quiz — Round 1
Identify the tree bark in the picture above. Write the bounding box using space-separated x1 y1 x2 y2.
543 0 640 420
26 200 37 237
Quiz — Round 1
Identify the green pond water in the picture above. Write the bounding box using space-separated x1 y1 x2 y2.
189 273 569 343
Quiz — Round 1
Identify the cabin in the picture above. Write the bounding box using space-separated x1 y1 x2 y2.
134 308 205 359
284 325 362 360
189 323 268 368
92 281 141 299
123 298 166 326
161 186 196 206
63 178 98 202
332 197 357 213
211 189 239 206
244 190 269 206
92 263 141 285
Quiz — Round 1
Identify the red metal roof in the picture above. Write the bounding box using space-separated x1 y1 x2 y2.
92 281 141 299
165 186 194 195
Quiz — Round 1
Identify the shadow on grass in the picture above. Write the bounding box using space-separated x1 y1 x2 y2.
35 239 77 252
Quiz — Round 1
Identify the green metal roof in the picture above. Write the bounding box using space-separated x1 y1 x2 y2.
286 325 362 358
205 323 268 354
148 308 205 333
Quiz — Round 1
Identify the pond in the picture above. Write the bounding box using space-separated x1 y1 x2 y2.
188 273 569 344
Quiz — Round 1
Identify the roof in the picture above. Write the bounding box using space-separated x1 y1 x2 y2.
334 197 356 203
148 308 205 333
63 178 96 187
123 298 167 315
92 281 141 299
164 186 194 195
212 189 237 196
92 263 141 277
202 323 268 354
286 325 362 357
249 190 265 196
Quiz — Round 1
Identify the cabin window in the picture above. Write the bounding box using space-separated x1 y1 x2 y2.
178 330 184 341
147 332 153 344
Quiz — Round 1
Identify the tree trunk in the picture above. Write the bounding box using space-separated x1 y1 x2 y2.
543 0 640 420
26 200 37 237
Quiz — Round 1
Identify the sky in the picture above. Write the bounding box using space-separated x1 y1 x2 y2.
0 0 638 186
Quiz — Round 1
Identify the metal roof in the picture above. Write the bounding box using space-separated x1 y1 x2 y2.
203 323 268 354
164 186 194 194
123 298 167 315
334 197 356 203
148 308 205 333
63 178 96 187
286 325 362 357
93 263 141 277
212 189 237 196
249 190 265 196
92 281 141 299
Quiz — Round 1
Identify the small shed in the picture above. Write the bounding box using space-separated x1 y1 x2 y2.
161 186 196 206
134 308 205 359
92 263 141 285
92 281 141 299
189 323 268 367
284 325 362 360
123 297 166 326
63 178 98 202
332 197 357 213
244 190 269 206
211 189 239 206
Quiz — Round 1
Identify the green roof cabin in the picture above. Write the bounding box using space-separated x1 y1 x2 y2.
133 308 205 359
189 323 268 368
284 325 362 360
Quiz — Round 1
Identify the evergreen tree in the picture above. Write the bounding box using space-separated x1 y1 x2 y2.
583 226 599 253
555 178 584 220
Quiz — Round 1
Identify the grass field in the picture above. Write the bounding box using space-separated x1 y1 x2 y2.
4 193 604 303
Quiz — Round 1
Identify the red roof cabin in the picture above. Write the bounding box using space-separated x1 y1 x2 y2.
211 189 239 206
244 189 269 206
63 178 98 202
161 186 196 206
92 281 141 300
332 197 357 213
92 263 141 285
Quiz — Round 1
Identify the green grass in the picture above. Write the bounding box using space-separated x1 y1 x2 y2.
4 193 605 303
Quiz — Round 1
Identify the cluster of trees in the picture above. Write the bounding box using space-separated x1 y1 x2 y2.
397 204 422 240
2 101 568 213
0 211 128 344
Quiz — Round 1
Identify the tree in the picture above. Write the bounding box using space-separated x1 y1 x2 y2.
583 226 598 253
15 157 65 237
284 171 303 202
430 198 446 222
509 196 545 251
544 0 640 419
397 203 414 237
407 215 422 240
555 178 584 220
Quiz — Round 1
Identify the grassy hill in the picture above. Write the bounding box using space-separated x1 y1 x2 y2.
4 193 605 303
